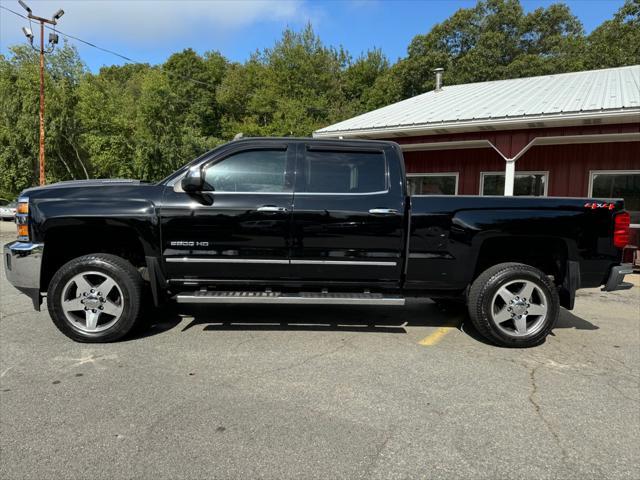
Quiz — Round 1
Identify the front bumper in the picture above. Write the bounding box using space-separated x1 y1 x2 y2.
602 263 634 292
3 241 44 309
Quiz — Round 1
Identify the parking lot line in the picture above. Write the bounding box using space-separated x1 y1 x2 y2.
418 325 459 346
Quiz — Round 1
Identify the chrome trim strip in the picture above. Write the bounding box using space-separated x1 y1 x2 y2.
409 253 439 259
290 260 397 266
293 190 389 196
199 191 293 195
166 258 289 264
166 258 397 266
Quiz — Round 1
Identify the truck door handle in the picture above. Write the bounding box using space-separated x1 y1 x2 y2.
257 205 288 213
369 208 399 215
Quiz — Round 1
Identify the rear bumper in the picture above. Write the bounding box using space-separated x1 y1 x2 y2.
3 241 44 310
602 263 634 292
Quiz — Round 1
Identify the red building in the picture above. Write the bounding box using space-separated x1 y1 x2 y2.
314 65 640 260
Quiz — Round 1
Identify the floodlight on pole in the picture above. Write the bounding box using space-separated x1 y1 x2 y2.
18 0 31 14
22 26 34 42
52 9 64 20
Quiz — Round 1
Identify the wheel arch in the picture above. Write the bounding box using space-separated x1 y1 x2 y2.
471 234 573 283
470 234 577 309
40 220 149 293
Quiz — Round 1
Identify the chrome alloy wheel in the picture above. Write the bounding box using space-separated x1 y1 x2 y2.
490 279 548 337
61 271 124 333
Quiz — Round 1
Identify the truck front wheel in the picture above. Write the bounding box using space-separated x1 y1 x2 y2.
467 262 559 347
47 254 144 343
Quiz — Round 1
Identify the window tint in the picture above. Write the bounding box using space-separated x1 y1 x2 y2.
591 172 640 224
302 150 386 193
203 149 289 193
482 173 547 196
408 175 457 195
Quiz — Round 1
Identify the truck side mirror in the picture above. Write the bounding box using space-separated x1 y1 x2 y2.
181 166 204 193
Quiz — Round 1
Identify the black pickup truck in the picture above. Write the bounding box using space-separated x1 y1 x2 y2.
4 138 633 346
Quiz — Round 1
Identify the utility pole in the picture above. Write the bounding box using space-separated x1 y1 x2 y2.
18 1 64 186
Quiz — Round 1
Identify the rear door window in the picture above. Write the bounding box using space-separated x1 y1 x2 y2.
300 150 387 194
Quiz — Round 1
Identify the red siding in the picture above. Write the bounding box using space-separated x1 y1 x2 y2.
404 148 504 195
403 142 640 197
517 142 640 197
392 123 640 158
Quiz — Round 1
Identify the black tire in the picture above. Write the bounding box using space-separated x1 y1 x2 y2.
47 254 144 342
467 262 559 348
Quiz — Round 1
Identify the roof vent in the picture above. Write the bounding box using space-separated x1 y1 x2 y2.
433 68 444 92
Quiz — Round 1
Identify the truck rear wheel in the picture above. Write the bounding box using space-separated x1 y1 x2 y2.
47 254 143 343
467 262 559 347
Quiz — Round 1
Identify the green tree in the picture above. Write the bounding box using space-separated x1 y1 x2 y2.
218 25 349 138
370 0 586 103
341 49 390 113
584 0 640 69
0 43 85 197
77 63 149 179
128 49 229 181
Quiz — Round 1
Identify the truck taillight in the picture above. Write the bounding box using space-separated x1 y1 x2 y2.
16 197 29 241
613 211 630 249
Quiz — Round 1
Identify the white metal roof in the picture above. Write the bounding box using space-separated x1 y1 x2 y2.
314 65 640 138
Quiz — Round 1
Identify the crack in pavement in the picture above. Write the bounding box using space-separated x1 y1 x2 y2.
364 426 396 479
527 364 571 467
577 343 639 379
0 309 38 322
251 337 355 378
232 332 257 351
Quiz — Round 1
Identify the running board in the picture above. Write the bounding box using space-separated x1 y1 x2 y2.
175 291 405 306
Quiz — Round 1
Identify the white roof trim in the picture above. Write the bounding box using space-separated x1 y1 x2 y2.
314 110 639 139
401 140 493 152
400 131 640 161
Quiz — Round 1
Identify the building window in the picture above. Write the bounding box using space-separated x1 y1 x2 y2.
480 171 548 196
407 173 458 195
589 171 640 226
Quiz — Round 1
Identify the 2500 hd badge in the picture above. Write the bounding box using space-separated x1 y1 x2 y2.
170 241 211 247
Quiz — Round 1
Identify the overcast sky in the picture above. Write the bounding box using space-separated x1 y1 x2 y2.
0 0 627 71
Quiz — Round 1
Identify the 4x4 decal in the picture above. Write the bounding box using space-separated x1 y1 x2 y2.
584 202 615 210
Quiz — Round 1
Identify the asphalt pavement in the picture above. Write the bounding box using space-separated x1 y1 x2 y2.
1 220 639 479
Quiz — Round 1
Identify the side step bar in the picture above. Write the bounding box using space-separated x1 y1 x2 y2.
175 291 405 306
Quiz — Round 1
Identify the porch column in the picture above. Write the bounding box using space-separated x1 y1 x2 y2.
504 159 515 196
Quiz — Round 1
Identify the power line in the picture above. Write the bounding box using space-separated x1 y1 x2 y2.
1 4 218 88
